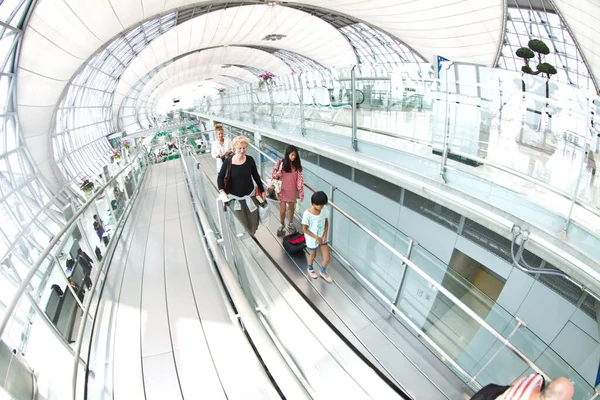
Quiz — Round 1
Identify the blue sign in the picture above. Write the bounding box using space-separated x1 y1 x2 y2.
436 55 452 78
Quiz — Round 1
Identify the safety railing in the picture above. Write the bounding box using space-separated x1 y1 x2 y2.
186 63 600 263
182 142 430 398
178 147 312 400
0 147 149 400
242 140 598 399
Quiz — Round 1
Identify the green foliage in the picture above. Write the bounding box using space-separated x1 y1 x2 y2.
538 63 557 76
516 47 535 60
515 39 556 81
528 39 550 55
521 65 534 74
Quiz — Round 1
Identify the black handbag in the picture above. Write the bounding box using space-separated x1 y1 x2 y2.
223 157 233 194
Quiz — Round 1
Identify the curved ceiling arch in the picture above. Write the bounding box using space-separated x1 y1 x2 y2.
112 4 357 109
114 45 292 124
120 65 255 131
17 0 600 193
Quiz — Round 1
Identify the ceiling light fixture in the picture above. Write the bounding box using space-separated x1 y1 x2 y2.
262 34 286 41
262 3 286 42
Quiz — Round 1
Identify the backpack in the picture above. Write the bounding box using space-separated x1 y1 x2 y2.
283 232 306 254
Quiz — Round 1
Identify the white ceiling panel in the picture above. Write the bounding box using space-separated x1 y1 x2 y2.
27 0 103 59
116 47 288 126
18 28 84 80
19 105 57 138
63 0 123 41
108 0 144 30
17 68 69 107
112 5 355 110
294 0 503 64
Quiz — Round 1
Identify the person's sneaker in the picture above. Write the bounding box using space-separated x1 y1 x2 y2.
277 224 285 236
320 268 333 283
307 266 318 279
286 223 296 232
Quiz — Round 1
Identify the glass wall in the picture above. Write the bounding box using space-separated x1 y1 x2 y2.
239 135 597 399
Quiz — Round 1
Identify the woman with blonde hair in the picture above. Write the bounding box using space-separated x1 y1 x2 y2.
217 136 265 235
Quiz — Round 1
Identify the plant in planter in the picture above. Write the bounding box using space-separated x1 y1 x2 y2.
122 140 131 151
515 39 558 97
258 72 275 88
111 148 121 163
217 87 227 94
79 178 94 197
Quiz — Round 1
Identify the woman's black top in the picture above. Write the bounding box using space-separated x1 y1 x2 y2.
217 156 265 197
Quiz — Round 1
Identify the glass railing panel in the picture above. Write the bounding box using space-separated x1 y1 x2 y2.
535 346 595 400
217 187 402 398
0 149 149 400
356 138 441 181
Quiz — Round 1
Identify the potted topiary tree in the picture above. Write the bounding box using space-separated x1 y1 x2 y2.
515 39 558 98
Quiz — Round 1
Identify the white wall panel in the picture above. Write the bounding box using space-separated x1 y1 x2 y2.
570 308 600 342
515 281 576 344
495 269 535 315
551 322 598 377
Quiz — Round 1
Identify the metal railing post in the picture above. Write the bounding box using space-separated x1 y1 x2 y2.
268 83 275 129
328 185 335 244
392 238 415 307
561 141 590 237
299 72 306 136
216 198 235 264
351 66 358 151
439 64 453 183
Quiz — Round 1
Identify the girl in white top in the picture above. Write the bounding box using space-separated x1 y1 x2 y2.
301 191 332 283
211 127 232 171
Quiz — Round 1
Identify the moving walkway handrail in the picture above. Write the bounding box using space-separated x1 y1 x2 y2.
179 149 312 400
248 142 551 382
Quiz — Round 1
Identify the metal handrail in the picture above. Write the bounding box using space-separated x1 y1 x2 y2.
179 150 311 399
0 151 147 339
245 141 551 382
71 157 150 399
187 110 600 294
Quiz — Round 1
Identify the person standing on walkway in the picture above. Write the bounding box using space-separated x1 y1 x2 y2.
302 191 332 283
217 136 265 235
211 126 232 172
272 145 304 236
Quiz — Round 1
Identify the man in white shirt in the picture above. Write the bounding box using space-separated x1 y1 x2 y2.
211 126 232 172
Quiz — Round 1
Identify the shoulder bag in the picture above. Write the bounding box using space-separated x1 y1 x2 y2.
223 157 233 194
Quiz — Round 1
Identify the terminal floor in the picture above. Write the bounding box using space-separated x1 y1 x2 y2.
85 161 279 399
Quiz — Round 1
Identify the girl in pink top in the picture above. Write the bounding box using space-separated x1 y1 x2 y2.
272 145 304 236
